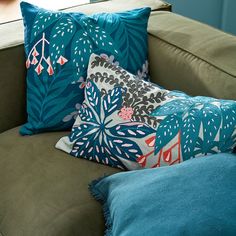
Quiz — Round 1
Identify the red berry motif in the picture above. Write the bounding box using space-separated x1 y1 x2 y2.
57 55 68 66
26 33 68 76
35 64 43 75
47 65 54 76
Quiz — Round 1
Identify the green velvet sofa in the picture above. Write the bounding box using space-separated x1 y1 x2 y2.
0 0 235 235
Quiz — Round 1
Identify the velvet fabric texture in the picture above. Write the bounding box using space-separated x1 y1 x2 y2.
90 153 236 236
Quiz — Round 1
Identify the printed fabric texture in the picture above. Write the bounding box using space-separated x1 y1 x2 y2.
20 1 151 135
56 54 236 170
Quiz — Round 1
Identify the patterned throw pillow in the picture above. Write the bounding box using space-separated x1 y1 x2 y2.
56 54 236 170
20 2 151 135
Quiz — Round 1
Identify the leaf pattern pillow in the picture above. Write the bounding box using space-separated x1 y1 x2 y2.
56 54 236 170
20 2 151 135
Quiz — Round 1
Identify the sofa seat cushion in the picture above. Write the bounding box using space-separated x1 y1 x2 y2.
0 127 120 236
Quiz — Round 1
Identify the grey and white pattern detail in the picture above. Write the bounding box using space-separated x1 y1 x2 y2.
56 53 169 170
89 55 168 128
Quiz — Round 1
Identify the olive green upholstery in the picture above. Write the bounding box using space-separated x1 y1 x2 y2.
0 0 236 235
148 11 236 100
0 45 26 133
0 128 120 236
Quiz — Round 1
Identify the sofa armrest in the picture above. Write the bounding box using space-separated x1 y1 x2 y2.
148 11 236 100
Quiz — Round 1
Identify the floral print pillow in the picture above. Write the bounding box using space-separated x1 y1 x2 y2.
56 54 236 170
20 2 151 135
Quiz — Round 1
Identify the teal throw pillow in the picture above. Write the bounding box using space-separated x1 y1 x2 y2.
90 153 236 236
20 2 151 135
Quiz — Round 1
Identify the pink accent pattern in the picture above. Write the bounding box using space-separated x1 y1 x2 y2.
35 64 44 75
145 136 156 147
32 48 39 57
26 33 68 76
100 53 119 66
57 55 68 65
118 106 134 120
86 81 92 88
79 83 86 89
31 56 38 65
47 65 54 76
137 135 155 167
26 59 31 69
137 132 182 168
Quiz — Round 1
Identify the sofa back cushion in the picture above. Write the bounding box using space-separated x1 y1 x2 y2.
148 11 236 100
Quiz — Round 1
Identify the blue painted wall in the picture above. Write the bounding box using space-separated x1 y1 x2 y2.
167 0 236 35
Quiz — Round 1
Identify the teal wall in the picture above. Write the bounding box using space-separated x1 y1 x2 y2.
167 0 236 35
